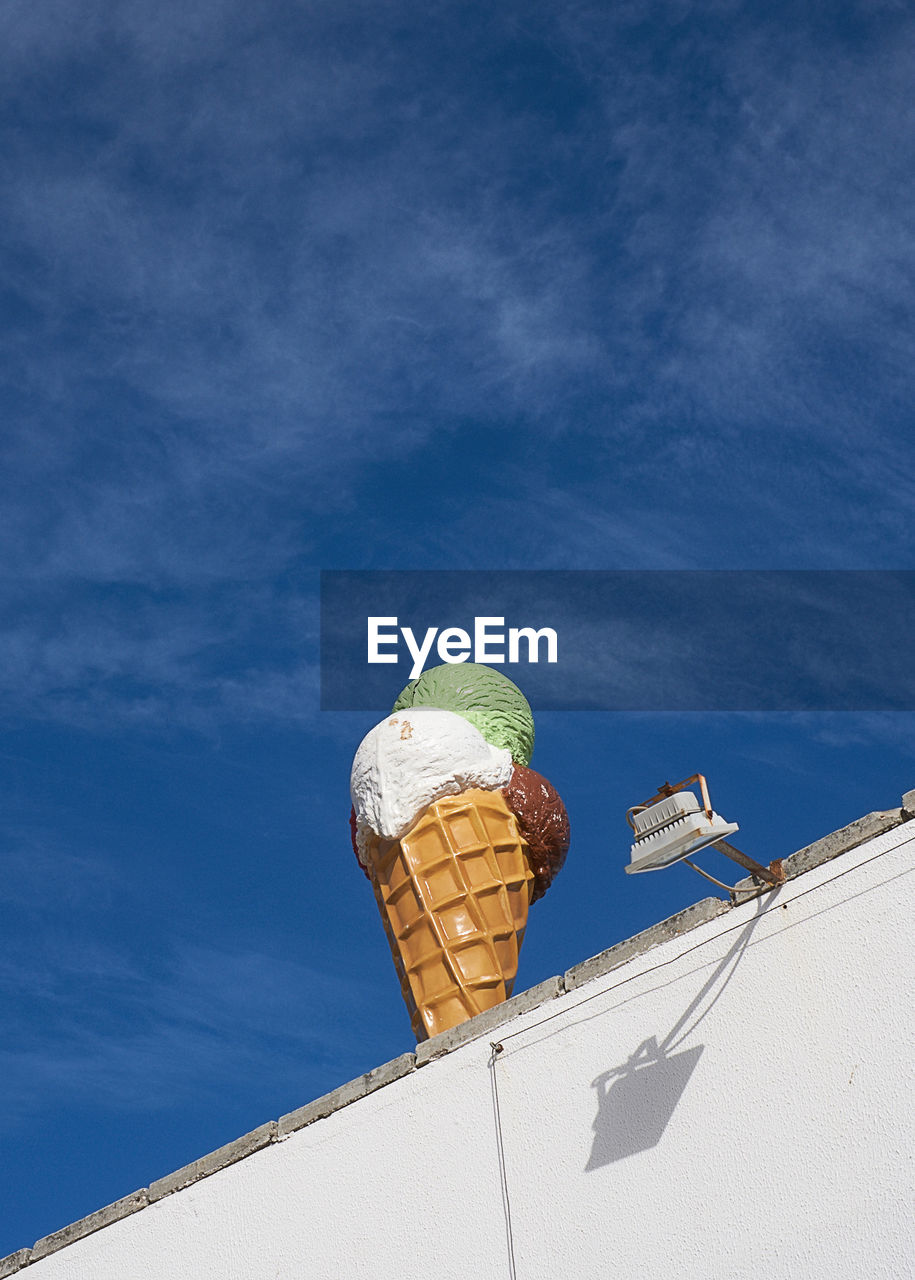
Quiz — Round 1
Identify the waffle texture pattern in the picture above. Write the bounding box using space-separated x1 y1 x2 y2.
361 788 533 1040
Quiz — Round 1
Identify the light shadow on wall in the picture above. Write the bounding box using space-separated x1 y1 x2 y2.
586 1038 704 1169
585 899 771 1170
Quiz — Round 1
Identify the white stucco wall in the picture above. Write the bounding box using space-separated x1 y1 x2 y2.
18 818 915 1279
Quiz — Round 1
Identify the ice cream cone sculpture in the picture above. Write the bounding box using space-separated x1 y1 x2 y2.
350 664 569 1041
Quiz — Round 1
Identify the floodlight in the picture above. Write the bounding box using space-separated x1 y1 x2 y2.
625 774 785 892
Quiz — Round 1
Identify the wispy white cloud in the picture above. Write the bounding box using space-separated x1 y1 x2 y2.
0 834 120 910
0 586 320 728
1 0 914 733
0 929 380 1127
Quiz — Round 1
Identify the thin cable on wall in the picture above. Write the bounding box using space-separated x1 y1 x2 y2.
489 1042 518 1280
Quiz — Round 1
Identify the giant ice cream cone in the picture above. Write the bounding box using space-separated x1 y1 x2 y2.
350 665 569 1042
361 788 533 1041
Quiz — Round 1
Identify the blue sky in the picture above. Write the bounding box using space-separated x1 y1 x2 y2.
2 0 914 1254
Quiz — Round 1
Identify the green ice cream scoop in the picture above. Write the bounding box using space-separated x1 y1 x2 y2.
392 662 535 766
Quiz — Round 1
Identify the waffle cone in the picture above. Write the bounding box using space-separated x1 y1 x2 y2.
361 788 534 1041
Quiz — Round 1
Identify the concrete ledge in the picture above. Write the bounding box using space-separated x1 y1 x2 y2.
564 897 730 992
733 807 907 894
902 789 915 818
783 806 904 877
277 1052 416 1139
415 976 565 1065
30 1191 148 1262
148 1123 276 1203
0 1251 31 1277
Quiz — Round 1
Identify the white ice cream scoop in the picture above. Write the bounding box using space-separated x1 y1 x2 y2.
350 706 513 856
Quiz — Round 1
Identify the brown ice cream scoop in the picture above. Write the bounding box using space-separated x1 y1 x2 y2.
502 765 569 903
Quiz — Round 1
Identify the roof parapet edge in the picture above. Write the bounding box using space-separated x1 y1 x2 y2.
0 1251 31 1277
29 1192 148 1263
732 806 906 894
564 896 730 992
148 1122 277 1204
277 1052 416 1139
